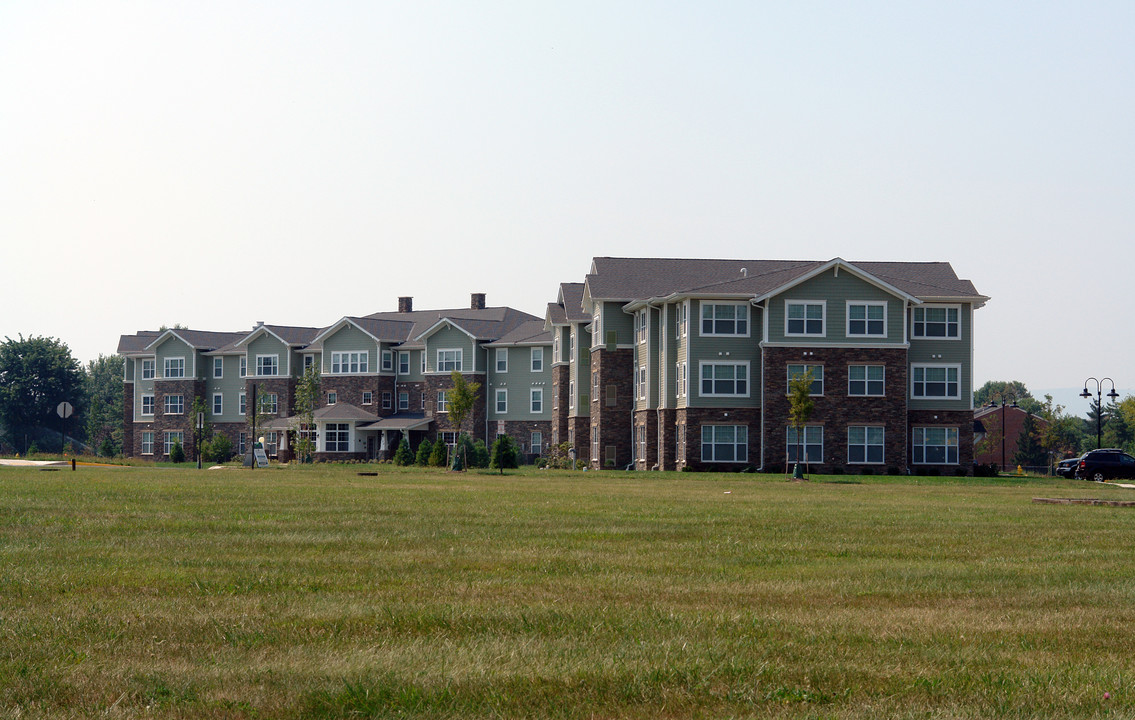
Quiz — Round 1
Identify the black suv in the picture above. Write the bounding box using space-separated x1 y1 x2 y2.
1076 449 1135 482
1055 456 1082 478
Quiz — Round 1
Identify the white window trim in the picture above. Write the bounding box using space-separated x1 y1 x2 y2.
239 356 247 378
496 348 508 373
163 356 186 379
911 363 962 400
330 351 369 375
398 351 410 375
141 431 154 455
698 361 751 398
913 426 960 465
164 394 184 415
786 364 825 397
699 301 751 338
786 425 824 463
436 348 463 374
213 357 224 378
239 392 247 416
846 300 889 338
912 304 962 341
700 424 749 463
255 354 280 377
381 350 393 372
530 387 544 414
495 388 508 414
327 391 337 405
398 392 409 410
141 359 155 380
140 394 155 416
784 300 827 338
212 393 223 416
382 392 392 410
848 364 886 397
847 425 885 464
436 390 448 413
362 391 373 405
530 347 544 372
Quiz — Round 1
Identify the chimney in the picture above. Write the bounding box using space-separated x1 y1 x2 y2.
256 321 264 328
471 293 486 310
398 296 413 313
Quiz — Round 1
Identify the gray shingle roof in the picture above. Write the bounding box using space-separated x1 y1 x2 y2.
486 320 553 347
584 257 984 304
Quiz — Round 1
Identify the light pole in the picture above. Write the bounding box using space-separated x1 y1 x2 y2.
986 390 1017 473
1080 377 1119 450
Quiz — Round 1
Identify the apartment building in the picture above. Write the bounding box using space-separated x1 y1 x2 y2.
549 257 987 473
118 294 553 462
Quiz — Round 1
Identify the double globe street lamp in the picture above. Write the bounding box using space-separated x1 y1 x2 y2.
1081 377 1119 450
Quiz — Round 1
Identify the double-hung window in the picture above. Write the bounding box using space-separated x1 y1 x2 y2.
592 308 602 346
912 365 960 399
437 349 462 373
141 359 155 379
495 389 507 414
848 426 884 464
700 362 748 397
212 393 223 416
637 365 647 400
437 390 449 413
496 349 508 373
141 394 155 416
239 356 247 378
331 351 367 374
785 301 825 336
239 392 246 415
325 424 350 452
848 365 885 396
636 311 648 343
213 357 224 378
530 388 543 413
398 352 410 375
701 425 748 463
787 426 823 462
256 355 278 376
164 394 184 415
382 392 392 409
362 391 372 405
141 431 154 455
787 364 824 395
530 348 543 372
913 427 959 464
531 432 543 456
912 305 960 339
847 302 887 337
381 351 393 372
164 357 185 378
261 393 278 414
701 303 748 336
164 431 184 456
398 392 409 410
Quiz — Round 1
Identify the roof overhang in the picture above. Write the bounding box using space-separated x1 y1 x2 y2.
752 258 923 305
308 317 383 348
413 317 479 343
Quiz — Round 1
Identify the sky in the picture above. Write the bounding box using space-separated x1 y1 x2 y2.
1 1 1131 414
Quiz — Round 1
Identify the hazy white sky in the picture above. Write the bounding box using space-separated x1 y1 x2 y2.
1 1 1131 405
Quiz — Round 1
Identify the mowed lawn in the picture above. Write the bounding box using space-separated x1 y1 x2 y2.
2 465 1135 719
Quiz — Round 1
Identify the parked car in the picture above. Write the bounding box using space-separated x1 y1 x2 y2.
1055 456 1082 478
1076 449 1135 482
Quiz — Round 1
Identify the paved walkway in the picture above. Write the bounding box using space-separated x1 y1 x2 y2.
0 458 69 467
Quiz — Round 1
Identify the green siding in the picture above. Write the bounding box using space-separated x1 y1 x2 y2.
600 302 634 346
321 325 377 374
247 335 289 376
908 303 974 411
424 326 475 373
766 269 906 345
205 355 246 423
687 300 761 409
487 345 554 421
155 337 195 378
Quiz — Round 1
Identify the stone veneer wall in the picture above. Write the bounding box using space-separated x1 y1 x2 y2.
909 409 975 473
567 416 590 460
320 375 393 410
246 378 297 420
123 384 135 456
550 364 570 447
632 410 658 470
494 419 553 462
655 408 676 471
589 348 633 469
762 346 909 473
676 407 761 471
152 379 204 458
425 373 487 442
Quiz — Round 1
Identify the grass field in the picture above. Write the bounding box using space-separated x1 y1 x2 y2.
2 463 1135 719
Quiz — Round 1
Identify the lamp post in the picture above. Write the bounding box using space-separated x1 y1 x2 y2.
196 411 204 470
1080 377 1119 450
986 390 1017 473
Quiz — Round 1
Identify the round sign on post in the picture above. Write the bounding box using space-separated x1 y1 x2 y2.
57 402 73 419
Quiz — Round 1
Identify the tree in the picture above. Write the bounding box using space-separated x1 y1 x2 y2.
787 369 815 477
393 437 414 466
206 433 234 463
84 354 124 456
1014 412 1046 467
169 438 186 463
490 434 519 474
1039 394 1084 461
975 380 1040 414
415 437 434 466
1102 401 1134 452
293 364 320 462
0 335 85 454
446 371 481 470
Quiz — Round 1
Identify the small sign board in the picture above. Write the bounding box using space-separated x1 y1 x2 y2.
56 401 73 419
253 448 269 467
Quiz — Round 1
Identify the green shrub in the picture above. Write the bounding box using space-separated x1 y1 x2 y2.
428 437 448 467
470 439 490 469
393 437 414 466
170 439 186 464
490 435 519 474
415 438 433 466
207 433 233 463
